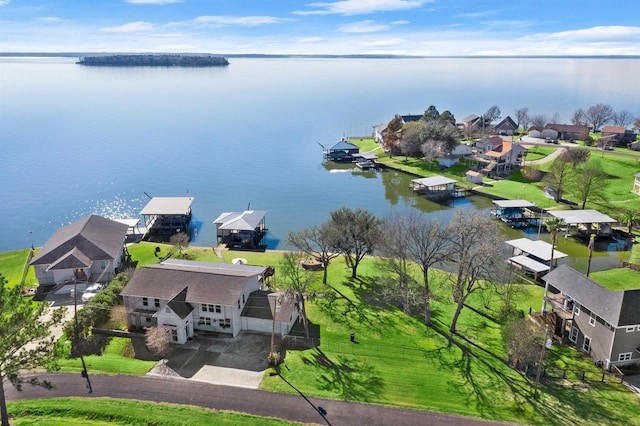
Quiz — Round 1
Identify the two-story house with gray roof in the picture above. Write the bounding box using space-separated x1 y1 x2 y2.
542 264 640 370
29 214 129 288
121 259 298 344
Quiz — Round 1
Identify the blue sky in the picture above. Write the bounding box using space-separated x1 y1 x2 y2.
1 0 639 55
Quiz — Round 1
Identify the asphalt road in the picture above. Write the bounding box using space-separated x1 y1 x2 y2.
5 373 515 426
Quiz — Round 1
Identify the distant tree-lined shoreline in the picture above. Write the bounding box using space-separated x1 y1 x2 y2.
77 54 229 67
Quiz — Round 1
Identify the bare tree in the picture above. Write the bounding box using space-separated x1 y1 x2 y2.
514 107 530 131
549 112 560 124
504 318 544 370
634 118 640 133
145 326 172 356
530 114 547 128
443 212 506 334
421 139 443 168
170 231 190 254
613 109 634 127
376 217 421 315
544 157 573 202
559 147 590 168
570 108 587 126
378 212 448 326
482 105 501 125
328 207 380 279
585 103 615 132
571 162 607 209
277 251 318 339
287 223 341 284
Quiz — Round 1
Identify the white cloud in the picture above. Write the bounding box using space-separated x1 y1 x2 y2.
294 0 431 16
184 15 291 27
0 0 10 6
527 25 640 41
457 10 497 19
124 0 182 4
100 21 156 33
37 17 62 22
340 20 390 33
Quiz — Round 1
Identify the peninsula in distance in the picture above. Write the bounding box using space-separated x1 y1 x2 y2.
76 54 229 67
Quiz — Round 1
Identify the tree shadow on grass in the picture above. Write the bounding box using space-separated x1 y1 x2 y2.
315 278 386 333
300 348 385 402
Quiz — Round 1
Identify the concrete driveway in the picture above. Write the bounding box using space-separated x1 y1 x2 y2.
147 331 280 389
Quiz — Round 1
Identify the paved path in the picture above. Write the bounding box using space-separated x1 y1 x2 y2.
6 373 515 426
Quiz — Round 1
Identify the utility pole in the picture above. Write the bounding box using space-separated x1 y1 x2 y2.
74 280 93 393
533 325 549 399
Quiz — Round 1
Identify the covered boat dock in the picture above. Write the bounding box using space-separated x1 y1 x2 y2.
410 176 466 200
213 210 267 251
505 237 568 280
140 197 194 240
490 199 540 229
547 209 616 238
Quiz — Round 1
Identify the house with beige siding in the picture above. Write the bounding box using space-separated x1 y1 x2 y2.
542 265 640 370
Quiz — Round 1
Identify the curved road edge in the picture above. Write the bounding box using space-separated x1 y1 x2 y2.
5 373 517 426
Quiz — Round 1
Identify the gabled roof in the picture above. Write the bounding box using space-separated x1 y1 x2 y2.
543 265 640 326
167 287 194 319
46 247 93 271
460 114 480 124
601 126 627 134
544 124 589 134
505 238 568 261
30 215 128 266
121 261 265 306
495 116 518 130
400 114 422 123
213 210 266 231
240 290 296 322
329 140 359 151
140 197 193 215
485 141 513 158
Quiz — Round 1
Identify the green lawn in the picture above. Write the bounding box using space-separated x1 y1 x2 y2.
524 146 557 161
4 240 640 425
0 248 37 288
588 268 640 291
8 398 300 426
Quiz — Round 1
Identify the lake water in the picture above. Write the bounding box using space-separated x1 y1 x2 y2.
1 56 638 271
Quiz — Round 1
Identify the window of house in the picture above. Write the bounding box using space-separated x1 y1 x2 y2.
154 298 160 308
618 352 632 361
605 321 613 330
215 305 221 313
199 317 212 326
237 300 241 309
170 329 178 342
201 303 207 312
142 297 148 306
626 326 635 332
221 319 231 328
569 327 578 343
583 335 591 353
100 260 106 270
574 303 580 316
242 294 245 304
145 317 151 323
589 312 596 327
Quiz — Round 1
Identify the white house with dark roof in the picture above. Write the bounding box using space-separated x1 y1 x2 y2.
542 265 640 369
121 259 297 344
29 214 128 287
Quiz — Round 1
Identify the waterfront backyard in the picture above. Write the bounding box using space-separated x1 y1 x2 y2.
4 244 640 425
